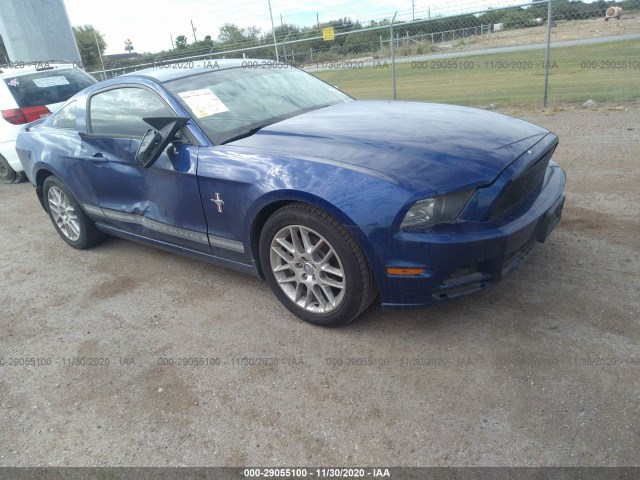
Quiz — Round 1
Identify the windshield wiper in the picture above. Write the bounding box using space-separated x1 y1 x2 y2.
221 123 272 144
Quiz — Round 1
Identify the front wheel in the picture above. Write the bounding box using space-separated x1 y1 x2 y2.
43 176 106 249
259 203 377 326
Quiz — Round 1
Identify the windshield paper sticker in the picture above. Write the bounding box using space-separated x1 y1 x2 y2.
178 89 229 118
32 76 70 88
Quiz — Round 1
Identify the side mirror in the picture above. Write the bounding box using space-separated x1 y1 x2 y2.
136 117 190 168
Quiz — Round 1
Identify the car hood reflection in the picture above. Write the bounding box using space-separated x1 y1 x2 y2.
231 101 550 192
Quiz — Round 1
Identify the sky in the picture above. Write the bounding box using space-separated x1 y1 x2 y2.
62 0 551 55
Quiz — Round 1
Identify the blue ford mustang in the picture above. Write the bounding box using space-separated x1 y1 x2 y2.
16 60 565 326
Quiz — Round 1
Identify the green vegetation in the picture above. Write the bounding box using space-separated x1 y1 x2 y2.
73 25 107 70
313 40 640 107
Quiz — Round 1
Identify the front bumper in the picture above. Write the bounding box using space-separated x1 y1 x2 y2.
369 163 566 309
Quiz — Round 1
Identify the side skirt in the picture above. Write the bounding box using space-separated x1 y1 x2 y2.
95 223 259 278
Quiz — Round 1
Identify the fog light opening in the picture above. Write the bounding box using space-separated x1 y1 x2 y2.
447 264 478 280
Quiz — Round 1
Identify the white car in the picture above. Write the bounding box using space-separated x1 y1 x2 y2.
0 62 96 183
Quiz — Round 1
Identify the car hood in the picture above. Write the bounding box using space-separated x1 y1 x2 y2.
231 101 550 193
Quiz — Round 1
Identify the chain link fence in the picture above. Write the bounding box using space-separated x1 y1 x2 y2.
87 0 640 108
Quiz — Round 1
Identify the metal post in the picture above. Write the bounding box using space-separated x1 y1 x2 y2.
390 11 397 100
268 0 279 61
282 32 292 65
280 14 286 62
543 0 552 108
93 29 106 81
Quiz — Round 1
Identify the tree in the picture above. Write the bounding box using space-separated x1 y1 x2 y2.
191 35 214 50
175 35 188 49
245 26 262 41
73 25 107 69
499 9 532 29
272 23 299 38
218 23 247 45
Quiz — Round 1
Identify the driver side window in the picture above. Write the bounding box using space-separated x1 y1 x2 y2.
89 87 173 138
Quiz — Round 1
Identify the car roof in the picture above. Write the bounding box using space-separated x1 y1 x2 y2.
122 59 251 83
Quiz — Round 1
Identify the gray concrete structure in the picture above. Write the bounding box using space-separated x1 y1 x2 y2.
0 0 81 63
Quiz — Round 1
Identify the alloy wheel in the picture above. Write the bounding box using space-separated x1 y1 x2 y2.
269 225 346 313
47 186 81 242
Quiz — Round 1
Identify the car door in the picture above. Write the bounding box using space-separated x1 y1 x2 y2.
80 85 211 254
194 147 259 264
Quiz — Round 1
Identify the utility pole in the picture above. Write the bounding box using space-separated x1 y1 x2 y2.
170 34 174 50
391 11 397 100
93 29 106 80
191 20 197 43
317 12 320 30
267 0 279 62
543 0 552 108
412 0 415 21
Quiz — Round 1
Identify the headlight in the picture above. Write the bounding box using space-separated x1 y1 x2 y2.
400 189 474 230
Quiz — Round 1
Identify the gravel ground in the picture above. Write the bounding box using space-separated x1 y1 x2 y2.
0 105 638 467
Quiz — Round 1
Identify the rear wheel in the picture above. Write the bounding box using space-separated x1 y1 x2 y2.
13 171 27 183
259 203 377 326
0 154 25 184
43 176 106 249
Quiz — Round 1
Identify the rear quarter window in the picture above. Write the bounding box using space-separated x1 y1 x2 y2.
51 101 77 129
3 68 96 108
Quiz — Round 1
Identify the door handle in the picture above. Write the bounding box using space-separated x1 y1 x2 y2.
85 153 109 163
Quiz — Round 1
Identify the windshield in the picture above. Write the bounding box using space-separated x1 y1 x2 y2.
3 68 96 108
165 67 352 145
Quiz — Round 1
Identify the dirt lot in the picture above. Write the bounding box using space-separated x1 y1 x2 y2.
0 106 639 468
431 12 640 54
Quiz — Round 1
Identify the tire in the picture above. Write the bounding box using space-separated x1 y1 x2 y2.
43 176 106 249
259 203 377 326
13 171 27 184
0 154 19 184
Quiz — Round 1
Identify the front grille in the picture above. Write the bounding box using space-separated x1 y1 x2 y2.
492 151 551 219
